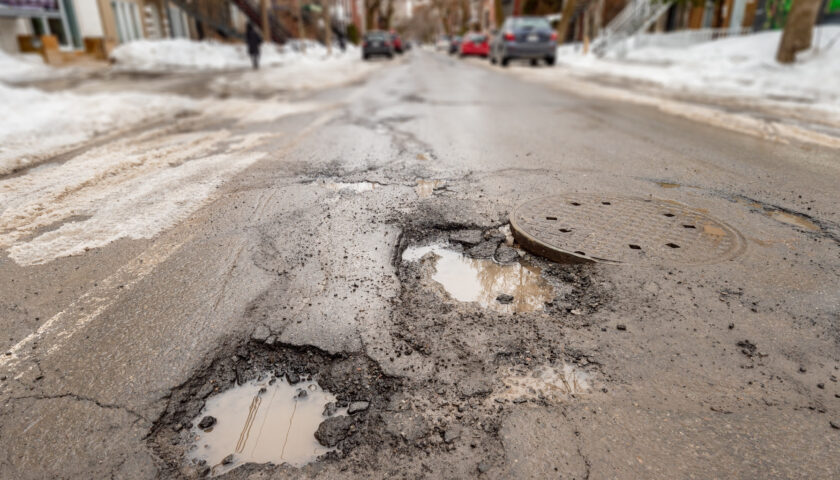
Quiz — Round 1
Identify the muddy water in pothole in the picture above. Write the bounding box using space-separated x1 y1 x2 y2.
414 179 444 198
189 377 338 475
497 364 591 402
402 244 554 313
324 181 378 192
768 211 820 232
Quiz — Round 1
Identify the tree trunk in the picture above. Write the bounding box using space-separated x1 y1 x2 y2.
494 0 504 28
260 0 270 42
556 0 577 45
776 0 822 63
323 2 332 54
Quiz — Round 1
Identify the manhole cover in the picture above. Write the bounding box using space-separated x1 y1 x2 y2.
510 194 744 265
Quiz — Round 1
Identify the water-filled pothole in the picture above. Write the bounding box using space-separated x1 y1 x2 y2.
324 181 379 192
496 363 592 402
401 244 554 313
767 210 820 232
414 179 444 198
189 375 341 475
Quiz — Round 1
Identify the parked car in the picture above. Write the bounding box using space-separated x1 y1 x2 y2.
490 16 557 67
459 33 489 57
390 31 404 53
362 30 394 60
448 35 462 54
435 35 450 51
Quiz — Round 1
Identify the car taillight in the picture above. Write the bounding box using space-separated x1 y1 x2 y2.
504 32 515 41
550 32 558 41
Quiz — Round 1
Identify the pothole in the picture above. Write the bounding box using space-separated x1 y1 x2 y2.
150 342 398 478
495 363 592 403
188 375 341 476
323 181 379 193
401 243 554 313
414 179 444 198
767 210 820 232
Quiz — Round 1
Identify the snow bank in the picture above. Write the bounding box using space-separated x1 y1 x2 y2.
0 50 54 83
553 27 840 114
0 83 196 175
110 38 349 72
211 47 378 95
0 128 267 265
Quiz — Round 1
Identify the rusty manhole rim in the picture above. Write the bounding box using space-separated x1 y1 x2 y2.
510 193 747 266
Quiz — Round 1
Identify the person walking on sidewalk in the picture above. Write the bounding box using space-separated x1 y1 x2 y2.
246 23 262 69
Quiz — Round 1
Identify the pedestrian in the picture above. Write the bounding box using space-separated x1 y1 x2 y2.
338 32 346 52
246 23 262 70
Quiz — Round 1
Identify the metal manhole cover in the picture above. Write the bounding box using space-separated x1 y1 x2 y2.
510 194 745 265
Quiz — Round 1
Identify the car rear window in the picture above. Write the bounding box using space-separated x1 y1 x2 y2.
468 34 487 42
511 18 551 30
365 32 387 40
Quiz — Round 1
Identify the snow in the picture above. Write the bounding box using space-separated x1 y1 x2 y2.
110 38 353 72
0 128 267 265
0 50 54 83
211 48 379 95
109 38 378 93
0 83 197 175
550 27 840 118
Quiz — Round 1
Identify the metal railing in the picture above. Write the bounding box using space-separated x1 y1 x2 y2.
626 26 754 50
592 0 672 56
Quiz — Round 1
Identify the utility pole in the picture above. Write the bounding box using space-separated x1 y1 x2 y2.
261 0 270 42
323 0 333 54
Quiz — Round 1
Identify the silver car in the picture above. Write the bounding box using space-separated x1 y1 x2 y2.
490 16 557 67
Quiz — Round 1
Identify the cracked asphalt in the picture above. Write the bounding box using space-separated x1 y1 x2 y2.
1 50 840 479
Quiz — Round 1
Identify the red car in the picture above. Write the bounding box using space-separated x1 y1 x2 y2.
390 31 404 53
459 33 489 57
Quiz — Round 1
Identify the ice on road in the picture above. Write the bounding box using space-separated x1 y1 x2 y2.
0 83 196 175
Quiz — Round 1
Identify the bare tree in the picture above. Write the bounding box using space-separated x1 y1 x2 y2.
555 0 577 44
366 0 382 29
776 0 822 63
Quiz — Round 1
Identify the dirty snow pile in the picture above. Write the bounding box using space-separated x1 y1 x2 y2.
211 45 377 94
552 26 840 114
110 38 356 71
109 38 375 92
0 49 55 83
0 83 196 175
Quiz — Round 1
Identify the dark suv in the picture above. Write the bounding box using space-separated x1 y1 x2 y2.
362 31 394 60
490 16 557 67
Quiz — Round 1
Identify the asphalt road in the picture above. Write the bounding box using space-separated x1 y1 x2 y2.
1 50 839 479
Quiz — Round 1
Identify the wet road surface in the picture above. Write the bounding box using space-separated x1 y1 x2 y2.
1 50 839 479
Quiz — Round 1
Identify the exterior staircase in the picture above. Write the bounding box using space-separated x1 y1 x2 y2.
167 0 244 40
228 0 292 43
591 0 672 56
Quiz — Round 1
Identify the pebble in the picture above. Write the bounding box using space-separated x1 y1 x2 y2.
817 383 825 389
616 324 627 331
286 372 300 384
450 230 483 246
443 428 460 444
478 462 491 473
348 401 370 414
251 325 270 342
197 416 216 431
221 454 234 465
496 294 514 304
831 421 840 430
494 245 519 264
323 402 338 416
